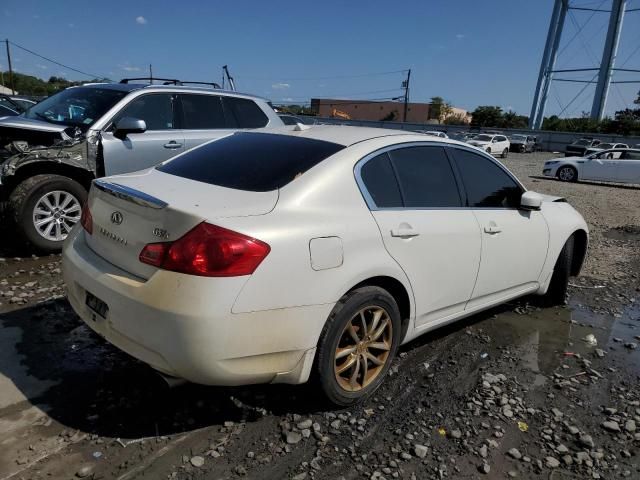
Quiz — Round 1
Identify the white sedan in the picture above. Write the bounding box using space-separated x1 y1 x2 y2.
63 126 588 405
543 148 640 184
467 134 511 158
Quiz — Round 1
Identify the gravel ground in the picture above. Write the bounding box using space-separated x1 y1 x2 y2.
0 151 638 480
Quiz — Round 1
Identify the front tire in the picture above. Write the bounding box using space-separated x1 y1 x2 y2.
315 286 401 406
486 147 492 154
542 236 574 306
557 165 577 182
9 174 87 253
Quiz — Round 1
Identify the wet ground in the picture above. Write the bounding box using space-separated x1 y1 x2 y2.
0 152 639 479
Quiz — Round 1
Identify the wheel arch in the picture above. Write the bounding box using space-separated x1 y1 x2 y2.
345 275 412 341
2 161 94 196
570 229 588 276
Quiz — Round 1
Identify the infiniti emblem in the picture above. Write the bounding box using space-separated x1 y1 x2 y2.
110 211 123 225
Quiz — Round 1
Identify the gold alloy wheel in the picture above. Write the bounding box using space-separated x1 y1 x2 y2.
334 306 393 392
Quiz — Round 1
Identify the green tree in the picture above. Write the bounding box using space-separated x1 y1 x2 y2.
501 110 528 129
429 96 454 123
471 106 503 127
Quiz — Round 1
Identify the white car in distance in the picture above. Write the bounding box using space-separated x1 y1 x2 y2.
543 148 640 184
583 142 628 158
63 127 588 405
420 130 448 139
467 133 511 158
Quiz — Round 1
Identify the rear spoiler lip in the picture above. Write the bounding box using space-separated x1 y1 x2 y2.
93 179 168 209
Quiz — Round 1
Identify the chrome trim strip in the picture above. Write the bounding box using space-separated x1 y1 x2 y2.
93 179 168 209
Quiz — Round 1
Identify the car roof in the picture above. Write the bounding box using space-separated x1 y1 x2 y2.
258 124 455 147
66 82 270 101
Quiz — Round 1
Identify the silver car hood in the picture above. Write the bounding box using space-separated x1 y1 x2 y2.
0 115 68 133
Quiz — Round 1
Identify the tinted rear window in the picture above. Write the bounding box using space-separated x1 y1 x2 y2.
157 132 344 191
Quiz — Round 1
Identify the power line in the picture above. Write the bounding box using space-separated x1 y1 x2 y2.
237 69 409 82
8 40 106 79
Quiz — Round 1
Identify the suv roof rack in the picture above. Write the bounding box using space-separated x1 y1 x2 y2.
119 78 222 89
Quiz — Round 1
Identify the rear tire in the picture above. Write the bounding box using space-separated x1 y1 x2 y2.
501 148 509 158
315 286 401 406
557 165 577 182
9 174 87 253
542 236 574 306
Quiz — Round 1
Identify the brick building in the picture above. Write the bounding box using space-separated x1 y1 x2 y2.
310 98 469 123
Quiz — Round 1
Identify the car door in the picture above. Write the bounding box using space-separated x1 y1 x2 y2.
581 152 619 181
448 147 549 308
101 93 184 176
358 145 481 327
616 150 640 183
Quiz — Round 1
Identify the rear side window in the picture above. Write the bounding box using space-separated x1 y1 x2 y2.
157 132 344 191
223 97 268 128
451 149 522 208
180 94 226 129
389 146 462 208
360 153 403 208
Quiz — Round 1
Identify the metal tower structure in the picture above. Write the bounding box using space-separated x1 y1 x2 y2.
529 0 640 129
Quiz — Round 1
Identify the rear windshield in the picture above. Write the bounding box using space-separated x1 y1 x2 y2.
157 132 345 192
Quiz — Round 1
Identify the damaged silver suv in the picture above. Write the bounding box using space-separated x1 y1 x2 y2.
0 78 284 252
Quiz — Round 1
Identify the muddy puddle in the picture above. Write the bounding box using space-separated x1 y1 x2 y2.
482 300 640 386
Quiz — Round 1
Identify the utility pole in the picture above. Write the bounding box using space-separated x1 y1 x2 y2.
5 39 15 94
223 65 236 91
402 69 411 122
591 0 626 120
149 64 153 84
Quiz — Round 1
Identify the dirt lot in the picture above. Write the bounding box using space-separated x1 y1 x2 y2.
0 151 639 480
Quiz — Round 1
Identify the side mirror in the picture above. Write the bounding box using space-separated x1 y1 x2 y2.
113 117 147 139
520 191 542 211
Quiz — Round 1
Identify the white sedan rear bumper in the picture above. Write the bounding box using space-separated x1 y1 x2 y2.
62 229 331 386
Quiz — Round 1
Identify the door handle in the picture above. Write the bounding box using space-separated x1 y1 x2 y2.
390 227 420 238
163 141 183 149
484 224 502 234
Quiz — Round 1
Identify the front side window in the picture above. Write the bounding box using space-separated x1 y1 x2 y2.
223 97 268 128
113 94 174 130
389 146 462 208
180 94 226 129
360 153 403 208
451 148 522 208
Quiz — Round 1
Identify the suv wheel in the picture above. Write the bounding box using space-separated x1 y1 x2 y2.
9 174 87 253
315 286 401 406
501 148 509 158
485 147 492 154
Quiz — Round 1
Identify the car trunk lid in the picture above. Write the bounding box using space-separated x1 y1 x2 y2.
84 169 278 279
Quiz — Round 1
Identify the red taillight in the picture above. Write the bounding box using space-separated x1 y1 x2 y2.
139 223 270 277
80 204 93 235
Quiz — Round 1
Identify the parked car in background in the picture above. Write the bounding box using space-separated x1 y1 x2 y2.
420 130 448 138
509 134 537 153
565 137 600 157
0 78 284 252
63 126 588 405
9 96 38 111
278 114 315 126
543 148 640 184
584 142 628 158
467 133 510 158
0 95 25 116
